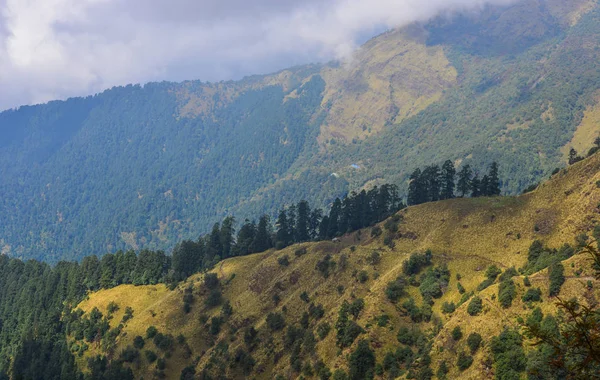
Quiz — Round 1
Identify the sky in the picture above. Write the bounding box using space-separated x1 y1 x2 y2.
0 0 518 111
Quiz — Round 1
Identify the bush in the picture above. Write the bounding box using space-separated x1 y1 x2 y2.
477 278 495 291
366 251 381 266
498 267 518 282
144 350 157 363
485 265 502 280
204 273 220 289
498 279 516 308
316 254 335 278
153 333 174 352
205 289 223 307
523 276 531 287
348 340 375 380
402 251 432 275
467 296 483 316
146 326 158 339
441 302 456 314
316 322 331 340
295 247 307 257
277 255 290 267
548 262 565 297
451 326 463 341
457 282 466 294
490 329 526 379
467 333 482 354
357 270 369 283
300 291 310 303
266 312 286 331
133 336 145 349
522 287 542 302
119 346 139 363
156 358 166 370
437 361 449 379
348 299 365 319
370 227 382 238
209 316 224 335
107 301 119 314
383 235 395 248
456 351 473 371
385 276 406 302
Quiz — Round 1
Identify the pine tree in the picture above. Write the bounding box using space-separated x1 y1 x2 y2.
236 220 257 256
408 169 425 205
440 160 456 200
457 164 473 197
253 215 271 252
487 162 501 196
219 216 235 259
327 198 342 238
423 165 441 202
480 175 490 197
275 210 290 248
471 174 481 197
296 200 311 242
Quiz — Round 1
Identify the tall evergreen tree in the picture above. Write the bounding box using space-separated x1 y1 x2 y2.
408 169 426 206
423 165 441 202
480 175 490 197
309 208 323 240
471 174 481 197
275 210 290 248
327 198 342 238
220 216 235 259
295 201 311 242
457 164 473 197
236 220 257 256
440 160 456 200
487 162 501 196
254 215 272 252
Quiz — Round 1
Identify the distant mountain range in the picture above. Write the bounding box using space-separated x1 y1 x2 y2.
1 0 599 262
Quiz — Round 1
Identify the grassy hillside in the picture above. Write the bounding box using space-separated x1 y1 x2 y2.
70 152 600 379
2 0 600 263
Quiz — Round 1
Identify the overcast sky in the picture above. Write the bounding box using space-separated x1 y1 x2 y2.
0 0 517 111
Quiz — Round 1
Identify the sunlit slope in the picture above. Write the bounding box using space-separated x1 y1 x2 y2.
73 153 600 378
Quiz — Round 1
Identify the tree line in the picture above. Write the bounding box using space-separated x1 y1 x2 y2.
407 161 501 205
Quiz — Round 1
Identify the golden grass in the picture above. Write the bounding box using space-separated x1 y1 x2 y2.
561 92 600 161
73 153 600 379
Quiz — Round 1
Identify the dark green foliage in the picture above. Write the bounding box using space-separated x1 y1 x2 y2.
397 326 422 346
266 312 286 331
452 326 463 341
457 351 473 371
498 279 516 308
316 322 331 340
402 251 432 275
277 255 290 267
146 326 158 339
119 346 139 363
348 340 375 380
243 327 258 348
437 361 449 379
316 254 336 278
524 241 574 275
441 302 456 314
402 298 424 322
523 276 531 287
467 333 482 354
522 287 542 302
336 301 364 348
209 317 224 335
309 303 325 320
467 296 483 316
385 276 406 302
153 333 174 351
457 282 466 294
491 329 526 379
366 251 381 266
204 273 220 290
485 265 502 280
205 289 223 307
418 264 450 301
498 267 518 282
145 350 157 363
133 336 145 349
221 300 233 317
181 365 196 380
357 270 369 283
548 262 565 297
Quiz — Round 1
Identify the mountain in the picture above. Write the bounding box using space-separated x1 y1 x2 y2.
63 150 600 379
1 0 600 262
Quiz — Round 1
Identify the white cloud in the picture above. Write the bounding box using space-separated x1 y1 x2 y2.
0 0 518 110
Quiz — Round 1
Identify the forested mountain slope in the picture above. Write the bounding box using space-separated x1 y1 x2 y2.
66 148 600 379
1 0 600 261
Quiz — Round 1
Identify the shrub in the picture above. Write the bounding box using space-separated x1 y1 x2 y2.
491 329 526 379
300 291 310 303
383 235 395 248
204 273 219 289
107 301 119 315
437 361 449 379
477 278 494 291
522 287 542 302
133 335 145 349
221 300 233 316
205 289 223 307
295 247 307 257
456 351 473 371
277 255 290 267
209 316 224 335
121 306 134 324
348 340 375 380
348 299 365 319
370 226 382 238
441 302 456 314
485 265 502 280
309 303 325 320
156 358 166 370
548 262 565 297
146 326 158 339
366 251 381 266
144 350 157 363
119 346 139 363
316 322 331 340
498 267 518 282
385 276 406 302
402 251 432 275
498 279 516 308
266 312 286 331
153 333 174 352
467 296 483 316
457 282 466 294
523 276 531 287
357 270 369 283
402 298 422 322
316 254 336 278
467 333 482 354
452 326 463 341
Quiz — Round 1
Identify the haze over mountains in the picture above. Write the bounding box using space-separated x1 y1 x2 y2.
1 0 600 262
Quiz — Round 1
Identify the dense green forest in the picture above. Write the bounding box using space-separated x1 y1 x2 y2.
1 1 600 263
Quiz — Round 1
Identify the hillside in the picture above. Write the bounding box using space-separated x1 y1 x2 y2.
69 151 600 379
2 0 600 262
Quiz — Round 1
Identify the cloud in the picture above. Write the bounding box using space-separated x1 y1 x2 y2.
0 0 518 110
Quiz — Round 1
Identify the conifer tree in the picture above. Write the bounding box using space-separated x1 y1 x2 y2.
408 169 425 205
457 164 473 197
275 210 290 248
440 160 456 200
253 215 271 252
471 174 481 197
487 162 501 196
